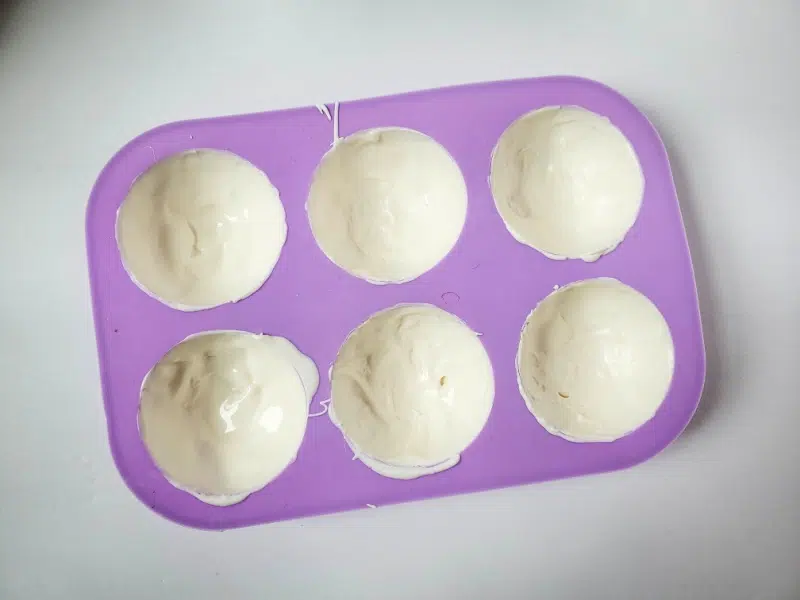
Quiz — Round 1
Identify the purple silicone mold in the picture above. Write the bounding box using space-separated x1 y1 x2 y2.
86 76 706 529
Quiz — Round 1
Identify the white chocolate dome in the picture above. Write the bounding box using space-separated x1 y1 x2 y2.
490 106 643 261
517 279 674 442
117 150 286 310
307 128 467 283
329 304 494 479
139 331 318 505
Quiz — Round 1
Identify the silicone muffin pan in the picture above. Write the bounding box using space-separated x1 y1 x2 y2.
86 76 705 529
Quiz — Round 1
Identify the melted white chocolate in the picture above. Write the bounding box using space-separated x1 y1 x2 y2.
329 304 494 479
139 331 318 504
491 106 643 261
517 279 674 442
117 150 286 310
307 128 467 284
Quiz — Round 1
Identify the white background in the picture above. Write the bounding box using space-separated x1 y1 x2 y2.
1 1 798 598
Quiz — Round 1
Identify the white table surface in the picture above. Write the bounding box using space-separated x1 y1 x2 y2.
1 1 798 598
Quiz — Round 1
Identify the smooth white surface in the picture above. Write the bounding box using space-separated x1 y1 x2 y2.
117 150 287 310
0 1 798 598
139 331 317 505
490 106 643 261
517 278 674 442
307 127 467 284
329 304 494 478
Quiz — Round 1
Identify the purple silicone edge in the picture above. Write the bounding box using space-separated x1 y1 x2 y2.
85 75 706 530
